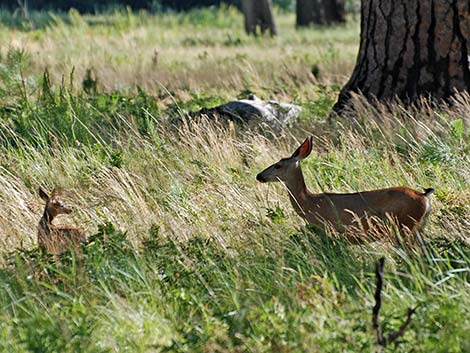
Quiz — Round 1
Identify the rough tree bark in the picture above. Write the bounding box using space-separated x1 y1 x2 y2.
296 0 346 26
241 0 278 36
333 0 470 113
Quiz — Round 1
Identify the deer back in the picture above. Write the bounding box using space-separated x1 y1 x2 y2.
39 227 87 255
302 187 430 234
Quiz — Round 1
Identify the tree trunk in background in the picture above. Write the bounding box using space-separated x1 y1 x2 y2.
296 0 346 26
297 0 322 26
241 0 278 36
258 0 277 35
323 0 345 24
333 0 470 113
242 0 256 34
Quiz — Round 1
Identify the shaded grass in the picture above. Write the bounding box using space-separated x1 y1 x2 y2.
2 221 469 352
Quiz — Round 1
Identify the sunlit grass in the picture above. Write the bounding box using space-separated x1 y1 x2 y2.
0 6 358 99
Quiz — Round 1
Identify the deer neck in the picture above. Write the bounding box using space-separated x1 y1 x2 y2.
39 210 54 237
284 165 311 216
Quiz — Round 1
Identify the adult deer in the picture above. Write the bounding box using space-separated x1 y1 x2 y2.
256 137 434 240
38 187 87 255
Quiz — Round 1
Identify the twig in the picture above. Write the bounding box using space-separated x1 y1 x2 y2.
16 0 28 18
16 0 35 29
372 257 417 350
372 257 385 347
387 305 418 344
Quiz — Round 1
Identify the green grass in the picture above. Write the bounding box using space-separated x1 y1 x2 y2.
0 6 469 353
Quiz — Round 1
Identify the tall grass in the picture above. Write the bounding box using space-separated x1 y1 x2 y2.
0 7 469 353
0 6 358 99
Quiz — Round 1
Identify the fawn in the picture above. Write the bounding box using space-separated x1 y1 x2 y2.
256 137 434 240
38 187 87 255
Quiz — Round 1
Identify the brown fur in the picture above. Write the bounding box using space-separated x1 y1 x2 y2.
38 188 87 255
257 137 433 241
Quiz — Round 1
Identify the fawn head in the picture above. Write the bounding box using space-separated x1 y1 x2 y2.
39 187 72 221
256 136 313 183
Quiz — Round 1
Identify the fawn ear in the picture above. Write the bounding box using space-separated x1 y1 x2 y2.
291 136 313 160
39 187 49 201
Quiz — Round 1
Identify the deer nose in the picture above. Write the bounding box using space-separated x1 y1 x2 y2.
256 173 266 182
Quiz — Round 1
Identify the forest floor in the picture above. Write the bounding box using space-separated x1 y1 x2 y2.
0 7 469 353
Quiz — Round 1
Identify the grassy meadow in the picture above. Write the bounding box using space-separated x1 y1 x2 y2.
0 7 469 353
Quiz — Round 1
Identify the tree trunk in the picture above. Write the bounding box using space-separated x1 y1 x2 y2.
242 0 257 34
258 0 278 35
323 0 346 24
241 0 278 36
296 0 346 27
333 0 470 113
297 0 322 26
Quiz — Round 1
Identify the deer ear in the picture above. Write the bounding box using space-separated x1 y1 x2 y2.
291 136 313 160
39 187 49 201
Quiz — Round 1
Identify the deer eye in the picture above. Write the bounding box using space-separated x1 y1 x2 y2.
274 164 281 169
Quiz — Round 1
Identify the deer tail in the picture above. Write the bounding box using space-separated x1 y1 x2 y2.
423 188 435 197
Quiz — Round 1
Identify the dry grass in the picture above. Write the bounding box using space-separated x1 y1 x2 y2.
1 94 469 254
0 8 358 98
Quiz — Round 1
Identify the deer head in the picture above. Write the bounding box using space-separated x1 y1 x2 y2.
39 187 72 222
256 136 313 183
